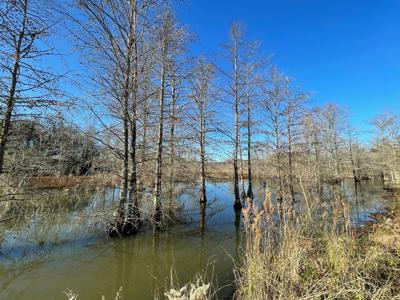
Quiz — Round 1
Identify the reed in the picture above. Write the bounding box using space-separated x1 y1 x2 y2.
235 194 400 300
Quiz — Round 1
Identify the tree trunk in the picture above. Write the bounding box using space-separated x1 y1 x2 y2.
239 135 246 200
0 0 28 174
168 66 176 214
233 36 241 210
127 1 140 228
287 113 295 216
153 32 168 226
348 133 358 182
246 94 254 200
274 108 284 220
138 73 149 202
199 98 207 203
119 102 129 221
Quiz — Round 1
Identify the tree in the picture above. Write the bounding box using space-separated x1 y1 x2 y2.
188 58 215 203
371 112 399 181
242 61 263 200
283 79 307 216
0 0 61 174
230 23 242 210
220 22 259 210
165 23 190 215
262 67 287 219
316 104 346 182
71 0 158 234
153 11 181 226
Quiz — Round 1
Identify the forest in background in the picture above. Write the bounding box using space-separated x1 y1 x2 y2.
1 0 399 228
1 1 400 299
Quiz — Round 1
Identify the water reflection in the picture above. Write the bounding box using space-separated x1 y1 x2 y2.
199 201 206 270
0 180 392 300
234 208 241 261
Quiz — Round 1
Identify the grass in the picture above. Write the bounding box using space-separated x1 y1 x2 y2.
64 287 123 300
163 277 211 300
28 174 119 189
234 194 400 300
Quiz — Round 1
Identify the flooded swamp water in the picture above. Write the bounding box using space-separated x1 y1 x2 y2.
0 180 393 300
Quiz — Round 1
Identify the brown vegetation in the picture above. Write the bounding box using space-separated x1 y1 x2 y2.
206 162 248 181
235 193 400 300
28 175 119 189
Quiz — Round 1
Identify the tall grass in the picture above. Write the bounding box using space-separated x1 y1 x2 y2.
235 195 400 300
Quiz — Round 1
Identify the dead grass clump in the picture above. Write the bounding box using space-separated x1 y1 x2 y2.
235 205 400 300
160 266 216 300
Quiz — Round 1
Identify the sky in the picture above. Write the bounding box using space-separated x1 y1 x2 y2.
174 0 400 137
51 0 400 142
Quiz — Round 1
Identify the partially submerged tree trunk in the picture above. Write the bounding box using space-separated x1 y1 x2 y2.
239 135 246 201
348 131 359 183
223 23 260 210
232 26 242 210
199 137 207 203
264 67 286 220
189 58 214 204
127 0 141 232
246 92 254 200
74 0 159 236
117 45 132 226
138 71 150 202
287 110 295 217
167 64 177 214
153 15 170 227
199 93 207 204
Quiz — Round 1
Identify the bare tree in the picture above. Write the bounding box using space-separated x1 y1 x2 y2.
262 67 287 219
242 62 263 200
316 104 346 182
188 58 215 203
371 112 399 181
283 79 307 216
230 23 242 209
152 12 173 225
219 22 259 209
165 31 190 214
0 0 62 174
167 60 177 213
71 0 158 234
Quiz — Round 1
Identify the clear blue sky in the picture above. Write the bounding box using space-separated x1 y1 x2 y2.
175 0 400 136
57 0 400 140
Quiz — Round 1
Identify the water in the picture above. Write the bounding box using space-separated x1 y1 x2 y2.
0 180 391 300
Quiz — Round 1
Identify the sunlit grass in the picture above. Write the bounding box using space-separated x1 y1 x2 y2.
235 195 400 300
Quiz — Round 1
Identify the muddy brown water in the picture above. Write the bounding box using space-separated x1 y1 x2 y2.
0 180 391 299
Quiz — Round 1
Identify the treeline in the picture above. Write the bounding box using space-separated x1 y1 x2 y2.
0 0 399 233
4 118 99 176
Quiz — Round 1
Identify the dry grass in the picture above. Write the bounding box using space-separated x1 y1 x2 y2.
206 162 248 181
164 278 211 300
157 262 219 300
235 195 400 300
368 197 400 254
29 174 120 189
64 287 123 300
